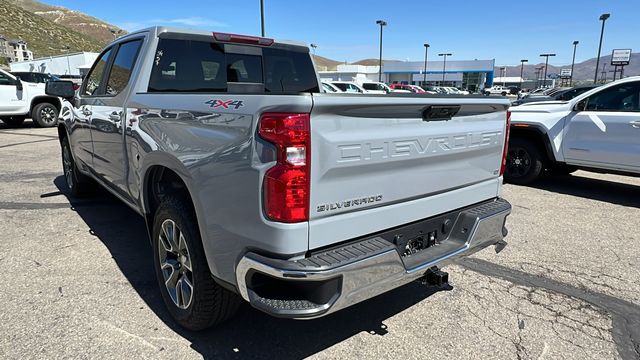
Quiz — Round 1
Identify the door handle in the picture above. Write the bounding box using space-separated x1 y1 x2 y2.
109 111 121 122
630 120 640 128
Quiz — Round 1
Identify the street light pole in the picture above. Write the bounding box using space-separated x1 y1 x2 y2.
65 46 71 75
310 43 317 55
423 43 429 85
519 59 528 90
438 53 451 84
539 53 556 88
376 20 387 82
594 13 610 84
500 67 506 86
260 0 265 37
570 41 579 86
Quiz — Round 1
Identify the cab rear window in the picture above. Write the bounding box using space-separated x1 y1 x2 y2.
148 38 319 94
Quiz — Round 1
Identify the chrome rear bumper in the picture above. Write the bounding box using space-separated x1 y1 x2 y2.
235 198 511 319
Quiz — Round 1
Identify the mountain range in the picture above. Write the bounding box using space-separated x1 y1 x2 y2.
495 53 638 81
0 0 125 59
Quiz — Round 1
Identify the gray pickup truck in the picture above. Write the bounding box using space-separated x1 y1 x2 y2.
46 27 512 330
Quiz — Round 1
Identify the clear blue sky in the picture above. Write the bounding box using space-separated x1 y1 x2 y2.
43 0 638 66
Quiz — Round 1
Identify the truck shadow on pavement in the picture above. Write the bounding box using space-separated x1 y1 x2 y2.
52 176 447 359
531 174 640 208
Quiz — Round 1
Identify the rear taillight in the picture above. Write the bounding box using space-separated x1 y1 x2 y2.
259 113 310 223
500 111 511 176
213 32 274 46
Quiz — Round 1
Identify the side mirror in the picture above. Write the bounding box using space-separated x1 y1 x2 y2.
574 100 587 112
15 77 23 91
46 80 75 99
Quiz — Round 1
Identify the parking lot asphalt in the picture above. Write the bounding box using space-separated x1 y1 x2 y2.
1 122 639 360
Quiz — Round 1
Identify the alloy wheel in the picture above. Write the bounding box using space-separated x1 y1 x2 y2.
506 147 532 178
158 219 194 309
40 106 57 125
62 145 74 189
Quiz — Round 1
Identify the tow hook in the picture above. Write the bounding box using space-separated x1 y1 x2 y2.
420 266 450 288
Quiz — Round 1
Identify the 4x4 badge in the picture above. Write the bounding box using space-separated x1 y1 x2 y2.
206 99 244 109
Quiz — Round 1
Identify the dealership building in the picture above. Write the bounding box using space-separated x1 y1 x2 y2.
319 59 496 91
9 52 99 76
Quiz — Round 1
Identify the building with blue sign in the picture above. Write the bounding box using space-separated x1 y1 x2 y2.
319 59 496 92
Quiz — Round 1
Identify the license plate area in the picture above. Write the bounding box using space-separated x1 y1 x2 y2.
374 206 476 270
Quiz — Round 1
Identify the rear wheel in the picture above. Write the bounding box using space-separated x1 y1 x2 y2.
1 116 26 127
152 195 240 330
33 102 59 128
504 138 546 185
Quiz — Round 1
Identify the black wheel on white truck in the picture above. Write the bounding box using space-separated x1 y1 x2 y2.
32 102 59 128
504 137 546 185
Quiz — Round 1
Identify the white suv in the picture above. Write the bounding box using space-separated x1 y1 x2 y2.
0 69 62 127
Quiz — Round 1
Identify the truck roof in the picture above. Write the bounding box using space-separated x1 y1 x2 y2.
113 26 308 49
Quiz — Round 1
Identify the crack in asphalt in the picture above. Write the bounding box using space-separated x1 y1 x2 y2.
458 257 640 360
0 138 56 149
0 130 59 139
0 199 122 210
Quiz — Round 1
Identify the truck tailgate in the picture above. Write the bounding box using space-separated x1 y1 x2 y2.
308 94 510 250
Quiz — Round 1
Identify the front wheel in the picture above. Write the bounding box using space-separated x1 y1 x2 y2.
61 137 92 197
504 138 546 185
152 195 240 330
32 102 59 128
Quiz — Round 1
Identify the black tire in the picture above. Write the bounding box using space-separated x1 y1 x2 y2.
501 92 507 96
32 102 59 128
504 137 546 185
1 116 26 127
152 195 240 331
61 136 92 197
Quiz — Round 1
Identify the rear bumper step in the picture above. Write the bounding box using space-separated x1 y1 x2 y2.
236 198 511 318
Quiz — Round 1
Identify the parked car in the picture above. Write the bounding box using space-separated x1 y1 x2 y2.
330 81 365 93
506 76 640 184
389 84 424 93
512 85 599 106
321 81 342 93
0 68 62 127
484 86 510 96
47 27 512 330
10 71 59 84
360 81 393 94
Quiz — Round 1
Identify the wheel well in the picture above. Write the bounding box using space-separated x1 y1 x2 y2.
145 166 194 219
509 127 554 164
30 97 61 116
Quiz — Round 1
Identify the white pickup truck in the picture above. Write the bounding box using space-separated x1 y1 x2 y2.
0 69 62 127
505 76 640 184
484 86 510 96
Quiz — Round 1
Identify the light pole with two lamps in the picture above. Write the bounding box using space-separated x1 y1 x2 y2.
438 53 452 85
375 20 387 82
